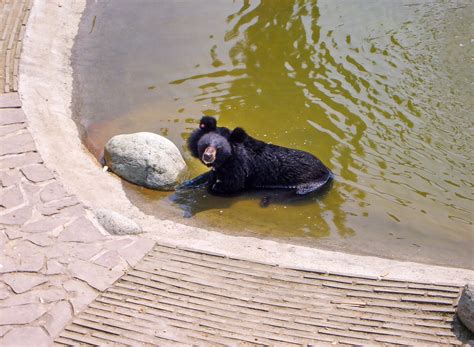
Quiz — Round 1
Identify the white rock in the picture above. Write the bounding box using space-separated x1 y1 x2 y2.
458 283 474 333
95 208 142 235
104 132 186 190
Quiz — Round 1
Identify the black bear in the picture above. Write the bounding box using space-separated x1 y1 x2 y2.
186 116 333 196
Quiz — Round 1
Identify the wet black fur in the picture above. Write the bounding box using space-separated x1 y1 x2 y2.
188 116 333 195
187 116 230 158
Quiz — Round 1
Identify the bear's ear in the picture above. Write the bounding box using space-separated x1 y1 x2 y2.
199 116 217 132
230 127 247 143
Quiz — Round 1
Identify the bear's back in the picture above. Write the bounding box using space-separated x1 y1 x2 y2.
235 137 330 188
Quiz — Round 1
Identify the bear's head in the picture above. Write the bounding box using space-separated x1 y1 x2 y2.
196 131 232 168
188 116 224 158
188 116 248 168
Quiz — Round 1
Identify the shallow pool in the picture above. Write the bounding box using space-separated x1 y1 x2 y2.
72 0 473 268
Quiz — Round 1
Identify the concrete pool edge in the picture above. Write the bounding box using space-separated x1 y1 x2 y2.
19 0 473 285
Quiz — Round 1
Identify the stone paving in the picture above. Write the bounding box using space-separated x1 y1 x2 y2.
0 93 155 346
0 0 472 346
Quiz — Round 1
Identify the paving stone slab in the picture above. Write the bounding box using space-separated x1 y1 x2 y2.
0 152 43 169
0 205 32 225
0 287 67 307
0 284 10 300
0 107 26 125
0 185 23 209
58 217 105 242
20 163 54 183
43 259 65 275
21 179 42 204
24 233 55 247
93 250 126 269
0 93 21 108
18 253 44 272
63 279 98 314
37 196 80 216
68 259 124 292
0 256 18 274
117 237 155 266
1 273 48 294
21 216 68 233
104 237 135 251
0 169 22 187
0 122 25 136
39 181 68 203
47 242 102 262
0 327 50 347
0 132 36 156
0 303 47 325
3 239 48 261
0 230 7 246
43 300 73 338
0 326 10 338
3 228 23 240
50 203 86 218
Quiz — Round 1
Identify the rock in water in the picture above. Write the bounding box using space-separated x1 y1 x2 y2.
457 284 474 333
95 208 142 235
104 132 186 190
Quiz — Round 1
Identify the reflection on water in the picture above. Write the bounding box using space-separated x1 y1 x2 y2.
72 0 473 268
171 176 333 219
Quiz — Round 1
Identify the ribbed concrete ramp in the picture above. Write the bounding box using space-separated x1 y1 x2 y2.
55 243 463 346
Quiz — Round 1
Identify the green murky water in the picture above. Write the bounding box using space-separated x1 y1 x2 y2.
73 0 473 268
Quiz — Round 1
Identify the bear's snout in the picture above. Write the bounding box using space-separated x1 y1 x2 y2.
202 146 217 164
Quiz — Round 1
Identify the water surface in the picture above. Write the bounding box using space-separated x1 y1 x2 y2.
73 0 473 268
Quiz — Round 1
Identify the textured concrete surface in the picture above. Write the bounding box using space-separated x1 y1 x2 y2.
0 0 31 93
0 0 472 345
56 243 465 345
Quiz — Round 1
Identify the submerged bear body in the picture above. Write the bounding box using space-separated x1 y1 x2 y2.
186 116 333 196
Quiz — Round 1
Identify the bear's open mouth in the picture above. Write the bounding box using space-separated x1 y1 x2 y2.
202 146 216 164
